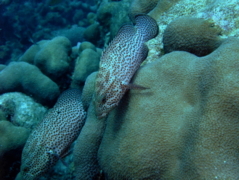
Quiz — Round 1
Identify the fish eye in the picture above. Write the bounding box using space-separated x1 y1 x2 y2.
102 97 106 104
23 167 30 172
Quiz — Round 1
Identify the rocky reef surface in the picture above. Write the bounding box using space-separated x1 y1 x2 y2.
0 0 239 179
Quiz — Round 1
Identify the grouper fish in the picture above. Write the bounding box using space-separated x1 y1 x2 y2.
15 89 86 180
94 14 159 119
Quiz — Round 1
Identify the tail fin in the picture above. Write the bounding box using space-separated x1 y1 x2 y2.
135 14 159 42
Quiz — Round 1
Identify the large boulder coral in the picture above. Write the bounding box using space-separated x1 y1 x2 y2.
0 62 60 105
74 37 239 179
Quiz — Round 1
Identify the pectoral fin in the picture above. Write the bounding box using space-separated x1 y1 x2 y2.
125 83 149 90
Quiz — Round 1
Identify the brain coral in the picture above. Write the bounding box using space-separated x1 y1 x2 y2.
75 37 239 179
163 16 223 56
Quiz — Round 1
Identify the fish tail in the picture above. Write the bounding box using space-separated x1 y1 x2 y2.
135 14 159 42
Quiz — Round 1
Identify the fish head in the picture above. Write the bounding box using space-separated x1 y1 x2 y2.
94 76 124 119
19 144 58 179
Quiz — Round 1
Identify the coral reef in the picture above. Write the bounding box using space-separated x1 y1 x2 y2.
96 0 132 43
71 48 100 87
51 25 85 46
94 37 239 179
0 0 97 63
0 120 29 157
0 92 47 128
0 62 60 105
78 41 97 53
163 16 223 56
74 100 105 180
83 23 101 44
0 121 30 179
20 36 72 81
144 0 239 64
149 0 181 20
0 92 47 179
0 65 6 71
81 72 97 109
0 0 239 179
129 0 158 20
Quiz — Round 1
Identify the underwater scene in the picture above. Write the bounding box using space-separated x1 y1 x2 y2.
0 0 239 179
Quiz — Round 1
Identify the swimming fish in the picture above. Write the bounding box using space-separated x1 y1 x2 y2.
94 14 158 119
16 89 86 180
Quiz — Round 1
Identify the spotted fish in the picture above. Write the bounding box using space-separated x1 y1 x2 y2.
94 14 159 119
16 89 86 180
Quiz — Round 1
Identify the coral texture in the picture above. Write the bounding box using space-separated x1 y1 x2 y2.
78 41 97 53
74 100 106 180
163 16 223 56
94 14 158 119
83 23 100 44
0 62 60 105
77 37 239 179
149 0 181 20
0 121 30 179
0 92 47 179
71 48 100 87
129 0 158 20
16 89 86 180
81 72 97 110
0 120 29 157
97 0 132 41
20 36 72 81
0 92 47 128
129 0 181 21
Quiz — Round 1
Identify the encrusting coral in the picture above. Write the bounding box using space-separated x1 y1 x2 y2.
16 89 86 180
163 16 223 56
